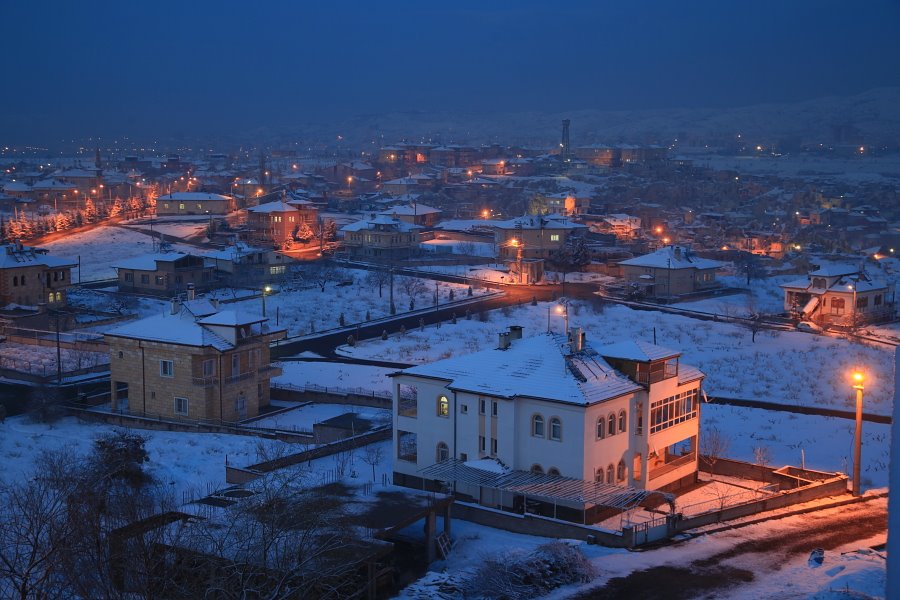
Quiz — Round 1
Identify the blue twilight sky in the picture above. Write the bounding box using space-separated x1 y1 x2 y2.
1 0 899 146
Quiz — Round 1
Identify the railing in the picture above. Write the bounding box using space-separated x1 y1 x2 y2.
257 365 282 377
192 376 217 388
649 453 695 480
225 371 255 384
271 380 392 400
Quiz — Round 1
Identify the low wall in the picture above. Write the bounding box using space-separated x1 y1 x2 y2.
271 387 391 409
224 465 262 485
452 501 630 548
675 475 849 531
225 427 392 484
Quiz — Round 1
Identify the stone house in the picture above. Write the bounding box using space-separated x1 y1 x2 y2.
340 215 423 260
618 245 725 299
105 300 285 422
0 242 75 307
493 215 587 261
156 192 235 216
781 265 895 326
114 252 216 296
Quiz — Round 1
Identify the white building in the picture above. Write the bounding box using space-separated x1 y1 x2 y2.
391 327 705 523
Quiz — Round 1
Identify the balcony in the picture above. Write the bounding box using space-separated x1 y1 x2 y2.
192 376 218 388
649 452 695 481
225 371 255 384
257 365 283 378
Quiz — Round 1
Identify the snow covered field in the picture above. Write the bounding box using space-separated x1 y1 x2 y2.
338 300 895 414
40 224 197 281
272 361 394 393
247 402 390 431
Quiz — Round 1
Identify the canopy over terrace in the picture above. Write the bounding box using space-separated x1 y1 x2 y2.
419 459 674 518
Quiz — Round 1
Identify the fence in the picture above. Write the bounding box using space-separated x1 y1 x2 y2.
270 382 392 409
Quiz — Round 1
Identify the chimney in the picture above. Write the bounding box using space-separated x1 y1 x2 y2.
508 325 523 341
187 283 196 301
498 331 510 350
673 246 682 260
211 298 220 310
569 327 584 353
170 297 181 315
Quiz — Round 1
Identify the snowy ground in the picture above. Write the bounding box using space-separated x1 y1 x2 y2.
247 401 390 432
420 239 495 257
272 361 394 393
337 300 895 414
40 224 197 281
125 220 209 241
692 152 900 184
0 341 108 376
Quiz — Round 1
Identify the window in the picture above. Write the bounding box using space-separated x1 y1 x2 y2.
635 402 643 435
606 465 615 484
531 464 544 474
155 276 165 285
650 389 699 433
398 385 417 417
160 360 174 378
594 468 603 483
831 297 845 315
479 399 486 414
618 410 627 433
550 234 560 242
141 274 149 284
269 265 286 275
179 203 185 210
617 461 626 482
459 452 468 461
437 395 449 417
48 292 54 303
12 276 17 287
479 435 486 453
460 403 468 414
59 271 65 281
397 430 417 462
607 414 616 436
235 394 246 418
174 397 188 416
202 359 215 377
856 296 869 309
548 467 560 477
55 292 61 302
532 414 544 437
875 294 883 306
175 275 182 285
549 417 562 441
490 438 497 455
492 401 498 416
596 417 605 439
124 272 133 282
436 442 449 462
231 353 240 374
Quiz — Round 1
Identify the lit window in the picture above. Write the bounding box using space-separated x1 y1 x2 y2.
550 234 560 242
437 395 449 417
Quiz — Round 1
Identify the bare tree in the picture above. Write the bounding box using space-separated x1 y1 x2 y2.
305 261 340 293
700 427 731 477
398 276 427 304
360 444 384 482
365 268 390 298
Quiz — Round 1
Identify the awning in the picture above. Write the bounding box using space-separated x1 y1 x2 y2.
419 459 671 511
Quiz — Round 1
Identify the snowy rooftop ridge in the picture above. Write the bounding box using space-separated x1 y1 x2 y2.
395 332 696 406
618 245 725 270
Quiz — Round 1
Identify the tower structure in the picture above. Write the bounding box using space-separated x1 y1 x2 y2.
561 119 571 162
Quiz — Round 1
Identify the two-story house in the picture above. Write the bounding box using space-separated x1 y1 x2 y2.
493 215 587 261
105 299 285 422
114 252 216 296
391 327 704 524
0 242 76 307
781 265 895 326
246 198 318 249
618 245 724 299
156 192 235 216
340 215 423 260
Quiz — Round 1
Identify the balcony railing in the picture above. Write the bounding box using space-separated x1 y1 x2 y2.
649 452 695 480
192 376 218 388
225 371 255 384
257 365 283 378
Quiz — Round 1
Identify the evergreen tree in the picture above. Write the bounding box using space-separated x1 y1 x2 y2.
83 198 99 223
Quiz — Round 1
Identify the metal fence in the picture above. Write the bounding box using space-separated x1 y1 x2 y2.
271 381 391 400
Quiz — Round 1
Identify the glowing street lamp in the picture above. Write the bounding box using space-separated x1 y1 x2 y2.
851 370 865 496
262 285 272 317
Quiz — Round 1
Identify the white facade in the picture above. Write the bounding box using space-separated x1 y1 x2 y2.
391 331 705 516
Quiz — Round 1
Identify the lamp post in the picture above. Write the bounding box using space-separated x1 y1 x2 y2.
553 300 569 334
262 285 272 317
852 370 865 496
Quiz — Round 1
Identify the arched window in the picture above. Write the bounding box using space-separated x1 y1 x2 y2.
48 292 54 303
532 414 544 437
437 395 449 417
617 460 626 482
531 464 544 474
606 465 615 484
594 468 603 483
596 416 605 439
547 467 560 477
436 442 449 462
55 292 61 302
635 402 643 435
549 417 562 441
618 410 626 433
607 414 616 436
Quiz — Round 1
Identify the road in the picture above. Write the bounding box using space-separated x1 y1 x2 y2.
572 496 887 599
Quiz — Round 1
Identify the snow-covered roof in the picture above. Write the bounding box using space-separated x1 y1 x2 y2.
596 340 680 362
112 252 194 271
493 215 586 231
157 192 231 201
619 245 724 270
378 203 441 217
0 244 76 270
341 215 423 233
202 244 269 261
105 310 234 351
32 179 76 191
1 182 32 192
197 310 266 327
809 265 859 277
397 333 654 406
246 199 298 214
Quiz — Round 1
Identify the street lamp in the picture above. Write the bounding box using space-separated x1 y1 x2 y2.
550 300 569 334
852 370 865 496
262 285 272 317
